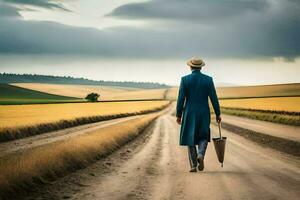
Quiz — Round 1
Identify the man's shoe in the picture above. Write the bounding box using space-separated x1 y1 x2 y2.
197 156 204 171
189 167 197 172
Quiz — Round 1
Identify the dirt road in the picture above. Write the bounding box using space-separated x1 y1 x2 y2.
21 105 300 200
222 114 300 142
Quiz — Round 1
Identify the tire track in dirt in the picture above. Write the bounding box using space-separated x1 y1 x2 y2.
80 112 180 200
68 114 169 200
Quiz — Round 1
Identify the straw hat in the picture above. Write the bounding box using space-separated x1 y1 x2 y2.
187 57 205 68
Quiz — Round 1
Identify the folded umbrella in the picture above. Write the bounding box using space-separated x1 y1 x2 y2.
212 122 227 167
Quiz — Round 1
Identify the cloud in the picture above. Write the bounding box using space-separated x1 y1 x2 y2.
0 3 21 17
108 0 269 22
108 0 300 60
0 0 299 60
2 0 69 11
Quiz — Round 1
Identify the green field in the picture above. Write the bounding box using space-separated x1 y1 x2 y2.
0 84 83 104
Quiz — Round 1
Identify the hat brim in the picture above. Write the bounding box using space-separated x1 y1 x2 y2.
187 60 205 67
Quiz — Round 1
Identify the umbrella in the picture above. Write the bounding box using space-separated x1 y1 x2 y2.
212 122 227 167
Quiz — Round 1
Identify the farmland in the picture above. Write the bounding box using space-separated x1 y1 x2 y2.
0 113 159 198
12 83 168 100
0 82 171 198
166 83 300 100
108 88 167 100
12 83 137 99
0 101 169 141
0 84 81 104
0 101 168 130
166 84 300 125
164 87 179 100
0 81 299 199
167 84 300 110
162 84 300 112
216 84 300 125
217 83 300 98
218 93 300 125
219 97 300 112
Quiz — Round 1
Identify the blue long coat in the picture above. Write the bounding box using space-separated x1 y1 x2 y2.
176 70 221 146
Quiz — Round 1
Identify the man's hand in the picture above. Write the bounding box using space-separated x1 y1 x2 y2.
176 117 182 125
216 115 222 123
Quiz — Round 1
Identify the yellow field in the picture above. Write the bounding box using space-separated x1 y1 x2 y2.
11 83 167 100
109 88 166 100
165 87 179 100
162 83 300 100
220 97 300 112
0 113 158 196
217 83 300 98
160 84 300 112
0 101 169 130
11 83 135 99
12 83 300 101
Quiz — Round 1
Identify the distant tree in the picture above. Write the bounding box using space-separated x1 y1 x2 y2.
85 93 100 102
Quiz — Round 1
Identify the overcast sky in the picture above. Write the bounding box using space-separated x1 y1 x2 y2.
0 0 299 85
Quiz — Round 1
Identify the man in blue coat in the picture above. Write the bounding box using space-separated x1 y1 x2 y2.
176 57 221 172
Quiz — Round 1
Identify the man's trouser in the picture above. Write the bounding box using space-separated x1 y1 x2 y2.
188 139 208 168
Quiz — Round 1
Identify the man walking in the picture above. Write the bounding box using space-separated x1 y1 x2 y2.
176 57 221 172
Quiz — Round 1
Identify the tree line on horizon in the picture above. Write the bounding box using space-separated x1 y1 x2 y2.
0 73 170 89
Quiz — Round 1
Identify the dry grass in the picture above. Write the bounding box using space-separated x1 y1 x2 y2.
107 88 167 100
217 83 300 98
0 101 169 141
158 84 300 100
0 101 168 130
0 113 158 199
219 97 300 112
12 83 135 99
165 87 179 100
12 83 167 100
221 107 300 126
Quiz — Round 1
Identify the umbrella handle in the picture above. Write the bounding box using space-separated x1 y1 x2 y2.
218 122 222 139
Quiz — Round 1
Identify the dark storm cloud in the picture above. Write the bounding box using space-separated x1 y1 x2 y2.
3 0 68 10
0 19 109 55
108 0 300 60
0 3 21 17
0 0 299 60
108 0 269 22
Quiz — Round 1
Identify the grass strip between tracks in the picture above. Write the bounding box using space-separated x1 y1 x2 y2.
0 101 170 142
0 113 160 199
